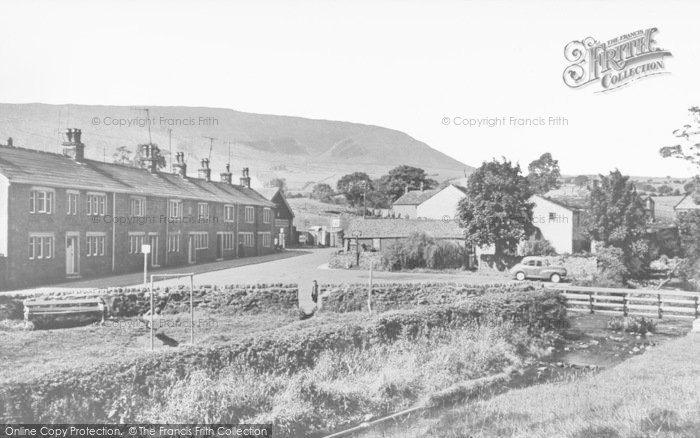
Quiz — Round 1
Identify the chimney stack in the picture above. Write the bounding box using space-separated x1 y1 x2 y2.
7 137 12 147
62 128 85 162
173 152 187 178
198 158 211 181
220 163 233 184
139 143 160 173
240 167 251 188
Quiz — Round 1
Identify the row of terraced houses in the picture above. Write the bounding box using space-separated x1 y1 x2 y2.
0 129 280 289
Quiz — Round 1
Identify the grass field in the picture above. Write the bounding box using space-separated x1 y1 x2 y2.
0 309 297 384
424 332 700 438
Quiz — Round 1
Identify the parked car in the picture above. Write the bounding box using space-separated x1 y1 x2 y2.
510 256 567 283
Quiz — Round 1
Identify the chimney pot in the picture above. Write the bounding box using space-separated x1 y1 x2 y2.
62 128 85 162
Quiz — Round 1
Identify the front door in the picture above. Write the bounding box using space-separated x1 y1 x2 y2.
149 234 159 267
188 235 195 264
65 234 79 275
217 233 224 260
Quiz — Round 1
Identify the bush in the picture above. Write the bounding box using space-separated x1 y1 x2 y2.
595 246 629 286
521 237 557 256
606 316 656 333
381 232 467 271
0 288 565 423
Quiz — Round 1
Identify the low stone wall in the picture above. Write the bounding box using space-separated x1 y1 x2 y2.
2 283 299 320
320 282 540 313
328 251 384 270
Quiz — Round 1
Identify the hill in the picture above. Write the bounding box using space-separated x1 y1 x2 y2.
0 103 472 191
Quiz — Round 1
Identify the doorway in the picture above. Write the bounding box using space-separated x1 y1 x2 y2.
65 233 79 276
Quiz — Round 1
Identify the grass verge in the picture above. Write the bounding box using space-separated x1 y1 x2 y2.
425 332 700 438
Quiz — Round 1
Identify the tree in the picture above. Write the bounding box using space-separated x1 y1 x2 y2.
112 146 133 165
659 106 700 169
527 153 561 194
266 177 287 192
336 172 372 207
657 184 673 195
573 175 590 187
676 211 700 286
586 170 649 278
457 159 534 267
380 165 438 202
310 183 334 203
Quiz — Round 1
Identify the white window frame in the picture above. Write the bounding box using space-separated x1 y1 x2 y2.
128 232 145 255
240 232 254 248
167 232 181 253
29 233 54 260
259 231 271 248
168 199 182 219
129 196 146 217
86 232 106 257
224 205 235 222
66 190 79 216
191 232 209 250
218 231 235 250
197 202 209 220
29 187 54 214
263 208 271 224
87 192 107 216
245 206 254 223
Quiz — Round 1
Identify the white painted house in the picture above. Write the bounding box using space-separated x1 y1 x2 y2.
529 195 589 254
391 184 468 220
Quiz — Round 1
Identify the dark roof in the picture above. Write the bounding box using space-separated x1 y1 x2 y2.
651 195 685 222
345 218 465 239
256 187 295 218
393 189 439 205
0 144 273 207
536 195 588 211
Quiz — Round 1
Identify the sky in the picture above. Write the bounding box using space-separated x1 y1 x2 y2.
0 0 698 177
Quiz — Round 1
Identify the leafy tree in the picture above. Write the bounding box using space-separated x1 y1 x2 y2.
657 184 673 195
573 175 590 187
266 177 287 192
676 211 700 286
310 183 334 203
527 153 561 194
521 237 557 256
380 165 438 202
586 170 649 278
457 159 534 267
336 172 373 207
112 146 133 165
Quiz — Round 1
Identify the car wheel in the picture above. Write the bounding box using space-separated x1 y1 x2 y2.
550 273 561 283
515 272 526 281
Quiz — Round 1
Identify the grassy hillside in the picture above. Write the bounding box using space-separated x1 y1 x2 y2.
0 103 471 190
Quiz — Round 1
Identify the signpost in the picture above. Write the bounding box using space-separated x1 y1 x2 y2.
142 244 151 286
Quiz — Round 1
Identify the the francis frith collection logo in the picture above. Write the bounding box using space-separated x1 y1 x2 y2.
563 28 672 92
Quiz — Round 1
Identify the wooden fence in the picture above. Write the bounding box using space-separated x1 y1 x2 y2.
557 285 700 320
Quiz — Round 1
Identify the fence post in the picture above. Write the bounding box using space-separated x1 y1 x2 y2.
623 293 628 317
588 292 594 314
368 261 373 313
657 293 663 319
695 296 699 319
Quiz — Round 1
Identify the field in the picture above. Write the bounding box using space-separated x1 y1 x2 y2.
0 309 297 384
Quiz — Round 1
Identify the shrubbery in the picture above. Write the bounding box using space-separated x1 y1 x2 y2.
381 232 468 271
606 316 656 334
521 237 557 256
0 288 565 424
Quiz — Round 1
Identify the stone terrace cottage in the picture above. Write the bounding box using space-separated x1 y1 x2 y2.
0 129 276 289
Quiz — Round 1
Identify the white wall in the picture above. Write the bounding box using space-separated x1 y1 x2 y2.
391 204 417 219
530 195 574 254
417 185 466 220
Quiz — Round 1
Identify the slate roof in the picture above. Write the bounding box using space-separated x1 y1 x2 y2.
0 144 273 207
651 195 685 222
345 218 465 239
536 195 588 211
393 189 439 205
257 187 295 218
674 193 700 211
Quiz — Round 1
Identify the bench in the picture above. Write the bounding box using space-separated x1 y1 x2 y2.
23 297 106 324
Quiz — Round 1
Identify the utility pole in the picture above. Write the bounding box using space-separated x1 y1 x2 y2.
203 136 216 162
134 107 152 145
361 181 368 219
168 129 173 171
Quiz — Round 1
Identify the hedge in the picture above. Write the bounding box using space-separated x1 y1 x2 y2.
320 282 541 313
0 288 565 423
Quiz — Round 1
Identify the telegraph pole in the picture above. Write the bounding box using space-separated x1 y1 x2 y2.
168 129 173 171
203 136 216 162
134 107 152 145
